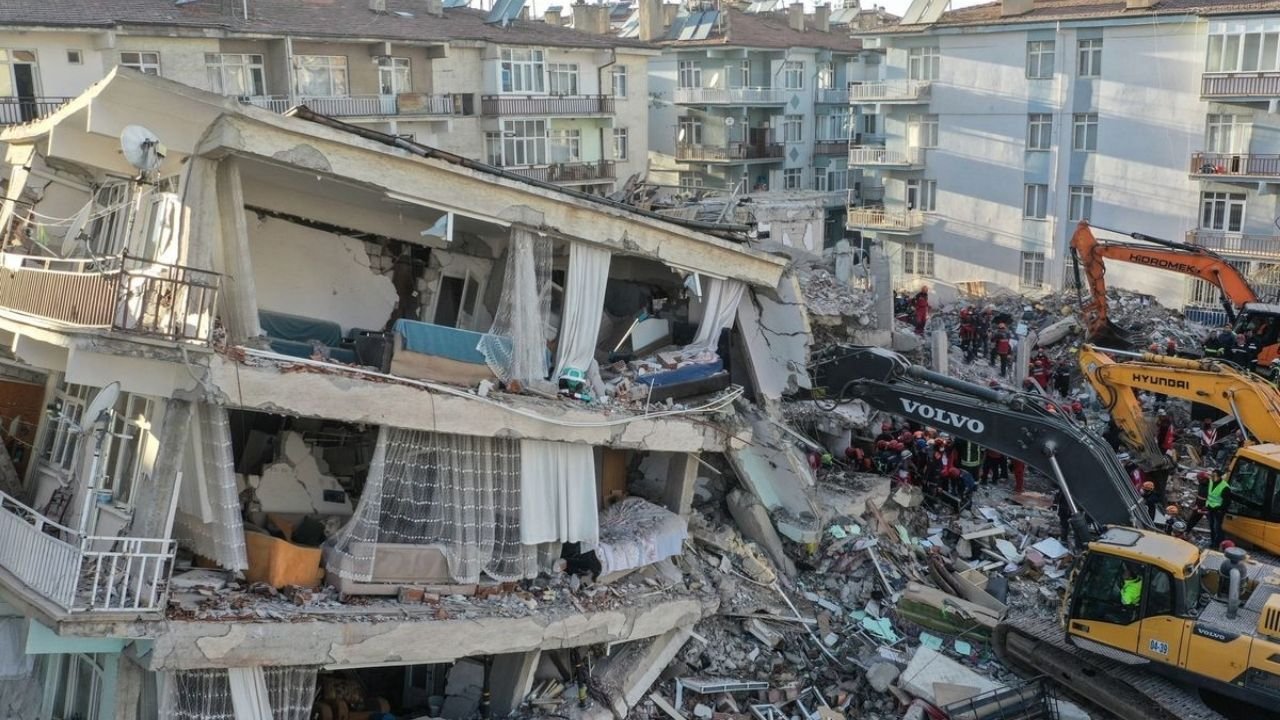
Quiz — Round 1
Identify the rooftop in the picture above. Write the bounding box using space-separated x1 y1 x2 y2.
0 0 652 50
863 0 1280 33
659 8 861 51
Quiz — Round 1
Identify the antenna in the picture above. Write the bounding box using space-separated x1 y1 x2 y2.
119 125 167 177
83 382 121 431
75 381 121 534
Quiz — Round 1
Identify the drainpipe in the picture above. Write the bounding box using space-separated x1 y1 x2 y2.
285 36 296 106
1049 20 1068 291
597 48 618 178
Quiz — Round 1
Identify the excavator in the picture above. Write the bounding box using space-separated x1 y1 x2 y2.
806 345 1280 720
1078 343 1280 555
1070 220 1280 370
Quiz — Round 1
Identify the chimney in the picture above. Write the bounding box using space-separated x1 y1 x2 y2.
639 0 663 41
572 3 609 34
788 2 805 31
544 7 562 24
425 0 444 16
519 4 530 19
814 3 829 31
661 2 678 27
369 0 386 11
1000 0 1032 16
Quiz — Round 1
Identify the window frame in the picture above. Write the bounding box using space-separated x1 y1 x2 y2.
1069 185 1094 221
677 116 703 145
783 114 804 143
501 119 547 166
100 393 155 508
1027 40 1055 79
1021 251 1046 288
677 60 702 89
1207 29 1280 73
377 56 411 95
41 383 91 473
908 113 939 148
1206 113 1246 154
1024 183 1049 220
547 127 581 163
783 167 803 190
547 62 579 96
817 61 835 90
119 51 161 76
1072 112 1098 152
612 127 629 161
501 47 546 94
907 46 940 81
1200 191 1246 232
611 65 628 98
1077 38 1103 77
1027 113 1052 151
783 60 805 90
295 54 349 97
902 241 935 277
205 52 266 97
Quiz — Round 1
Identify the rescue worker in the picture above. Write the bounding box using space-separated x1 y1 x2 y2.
894 449 914 486
1205 468 1232 549
1030 350 1052 392
952 438 984 480
1055 490 1072 542
958 306 977 362
976 307 994 361
1120 564 1143 608
1163 504 1182 535
944 465 977 500
1052 360 1072 398
912 287 929 336
1010 458 1027 494
1186 471 1209 535
992 323 1013 377
1155 414 1175 455
1140 480 1160 522
875 421 895 444
981 447 1008 484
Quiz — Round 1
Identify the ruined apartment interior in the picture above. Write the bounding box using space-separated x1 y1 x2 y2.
0 70 822 719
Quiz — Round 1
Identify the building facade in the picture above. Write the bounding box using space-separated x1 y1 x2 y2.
851 0 1280 311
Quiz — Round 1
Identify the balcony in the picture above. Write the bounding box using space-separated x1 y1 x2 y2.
846 207 924 233
0 253 220 344
1201 73 1280 100
672 87 789 105
480 94 613 116
501 160 616 184
860 185 886 202
1190 152 1280 180
849 81 931 103
1185 230 1280 260
675 142 784 163
816 88 850 104
285 93 473 118
848 145 923 167
0 96 73 125
0 491 175 614
814 140 849 156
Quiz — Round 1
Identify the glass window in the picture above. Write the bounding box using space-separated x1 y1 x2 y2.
548 62 578 96
102 393 154 506
502 119 546 166
548 128 581 162
1228 458 1275 519
485 131 504 165
823 111 851 141
611 66 627 98
1024 184 1049 219
677 116 702 145
1027 40 1055 79
817 61 835 90
1027 113 1052 151
1145 568 1175 618
783 61 804 90
119 51 160 75
862 113 878 136
1206 113 1245 154
1078 38 1102 77
1073 113 1098 152
733 59 750 88
678 60 701 89
1021 251 1046 288
1200 192 1246 232
907 179 936 212
613 127 629 160
679 172 703 189
295 55 348 97
783 114 803 143
377 56 411 95
205 53 265 96
501 48 545 93
909 113 938 148
908 46 940 81
903 242 934 276
1070 185 1094 221
783 168 802 190
1073 552 1142 625
41 382 91 472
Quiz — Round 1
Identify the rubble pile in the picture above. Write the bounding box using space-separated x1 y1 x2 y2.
794 262 877 346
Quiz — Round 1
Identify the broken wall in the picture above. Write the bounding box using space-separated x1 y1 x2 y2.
737 272 812 401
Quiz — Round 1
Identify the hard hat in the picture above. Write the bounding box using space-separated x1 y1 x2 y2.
1148 343 1160 353
1221 539 1236 550
1173 520 1187 532
1142 481 1155 491
1071 401 1083 412
914 431 924 438
882 421 892 430
1165 504 1180 515
876 440 888 450
1197 471 1211 481
900 450 913 459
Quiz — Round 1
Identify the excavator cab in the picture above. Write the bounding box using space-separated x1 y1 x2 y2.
1223 444 1280 554
1232 305 1280 373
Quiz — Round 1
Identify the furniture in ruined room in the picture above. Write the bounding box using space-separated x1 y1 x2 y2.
388 318 498 386
258 309 358 364
323 541 469 597
594 497 688 583
243 513 326 589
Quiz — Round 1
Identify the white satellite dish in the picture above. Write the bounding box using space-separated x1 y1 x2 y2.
724 117 736 126
83 382 121 431
120 125 166 173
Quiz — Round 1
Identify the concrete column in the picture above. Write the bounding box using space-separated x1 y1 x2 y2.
215 158 262 342
113 655 144 720
597 627 694 719
0 144 36 234
930 329 948 372
870 244 893 331
132 398 193 540
178 156 221 272
834 239 853 286
663 452 699 517
489 650 540 717
1014 336 1030 387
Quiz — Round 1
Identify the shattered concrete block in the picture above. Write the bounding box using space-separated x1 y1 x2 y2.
726 489 796 578
744 618 784 649
693 703 713 719
865 662 901 693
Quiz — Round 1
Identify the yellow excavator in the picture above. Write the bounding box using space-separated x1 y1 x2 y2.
1078 343 1280 554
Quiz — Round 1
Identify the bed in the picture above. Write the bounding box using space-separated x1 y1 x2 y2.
594 497 688 579
258 309 358 364
389 318 497 386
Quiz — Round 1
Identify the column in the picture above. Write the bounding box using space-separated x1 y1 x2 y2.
663 452 699 517
489 650 541 717
215 158 263 341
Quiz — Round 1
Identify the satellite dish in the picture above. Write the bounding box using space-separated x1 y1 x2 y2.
724 117 736 126
120 125 166 173
83 382 121 431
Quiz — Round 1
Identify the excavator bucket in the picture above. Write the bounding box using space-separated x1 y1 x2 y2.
1090 320 1134 350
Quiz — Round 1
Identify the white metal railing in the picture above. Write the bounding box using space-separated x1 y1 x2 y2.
299 94 398 116
1186 230 1280 260
848 81 931 102
673 86 789 104
848 145 922 166
0 491 175 613
239 95 292 113
816 88 850 104
846 207 925 231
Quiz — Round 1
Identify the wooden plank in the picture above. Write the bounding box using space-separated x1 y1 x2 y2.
650 693 687 720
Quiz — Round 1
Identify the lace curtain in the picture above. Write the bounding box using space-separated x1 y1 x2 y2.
166 666 317 720
174 404 249 571
478 227 555 391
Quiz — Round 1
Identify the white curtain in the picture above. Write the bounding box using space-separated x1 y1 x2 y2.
0 656 43 720
169 669 235 720
264 667 318 720
553 242 612 385
174 404 249 571
478 227 554 390
691 277 745 351
519 440 598 545
228 668 272 720
168 667 318 720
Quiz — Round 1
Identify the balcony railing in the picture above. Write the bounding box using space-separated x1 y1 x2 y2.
816 88 851 104
848 146 922 166
1185 230 1280 260
481 95 613 116
846 207 925 232
1201 73 1280 99
675 143 784 161
501 160 616 183
1191 152 1280 178
243 94 473 117
0 96 73 125
239 95 293 114
673 87 789 105
0 252 220 344
0 491 175 613
813 140 849 156
849 81 931 103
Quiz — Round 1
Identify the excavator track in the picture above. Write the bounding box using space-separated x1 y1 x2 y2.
994 616 1224 720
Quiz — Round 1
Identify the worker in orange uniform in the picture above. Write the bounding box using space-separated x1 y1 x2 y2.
912 287 929 336
991 324 1013 377
1010 458 1026 494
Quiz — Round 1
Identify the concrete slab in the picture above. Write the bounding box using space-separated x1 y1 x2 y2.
898 646 999 705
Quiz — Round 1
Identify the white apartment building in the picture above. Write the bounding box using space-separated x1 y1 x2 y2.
851 0 1280 313
0 0 655 193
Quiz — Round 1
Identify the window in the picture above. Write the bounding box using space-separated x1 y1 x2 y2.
734 59 750 88
784 168 803 190
101 393 155 506
783 114 803 143
502 119 547 166
611 66 628 98
548 63 579 96
908 114 938 148
1072 112 1098 152
1078 38 1102 77
548 128 581 162
485 131 504 166
862 113 878 136
817 61 835 90
1206 113 1245 153
205 53 266 96
1072 552 1142 625
679 172 704 189
825 110 851 141
818 168 848 192
41 382 91 472
1069 185 1094 221
678 116 703 145
295 55 348 96
907 179 936 212
907 46 940 81
1207 29 1280 73
783 61 804 90
1021 251 1046 287
1027 113 1052 151
49 654 105 720
1227 458 1275 519
1201 192 1246 232
378 56 411 95
613 127 629 160
903 242 935 276
678 60 701 89
119 51 160 75
1024 184 1049 219
1027 40 1055 79
1144 568 1175 619
501 48 545 93
67 50 83 65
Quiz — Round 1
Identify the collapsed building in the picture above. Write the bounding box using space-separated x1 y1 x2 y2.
0 69 857 719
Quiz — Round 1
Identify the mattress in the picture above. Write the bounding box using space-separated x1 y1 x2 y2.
595 497 688 577
635 358 724 388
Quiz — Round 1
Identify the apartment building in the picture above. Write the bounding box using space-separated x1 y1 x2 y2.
851 0 1280 311
0 0 654 193
0 70 809 719
644 2 877 249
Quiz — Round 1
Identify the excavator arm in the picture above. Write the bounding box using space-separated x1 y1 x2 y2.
1071 221 1259 338
813 346 1151 535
